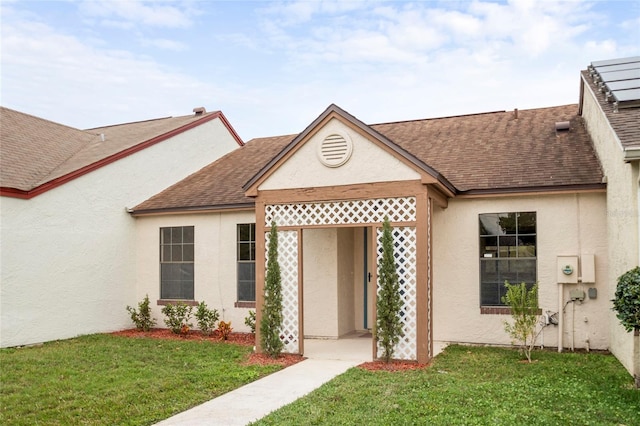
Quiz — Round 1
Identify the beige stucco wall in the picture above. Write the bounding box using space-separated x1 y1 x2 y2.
303 228 339 337
259 118 420 190
432 192 608 353
352 227 374 331
337 228 355 336
0 118 240 347
581 77 639 376
302 227 357 338
134 210 256 332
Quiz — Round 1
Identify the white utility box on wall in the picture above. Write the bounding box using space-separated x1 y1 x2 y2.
581 254 596 283
557 256 579 284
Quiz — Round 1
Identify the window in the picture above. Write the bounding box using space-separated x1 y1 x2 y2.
479 212 536 306
160 226 194 300
237 224 256 302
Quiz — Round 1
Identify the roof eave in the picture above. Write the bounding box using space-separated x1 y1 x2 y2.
624 147 640 162
456 183 606 198
130 203 256 216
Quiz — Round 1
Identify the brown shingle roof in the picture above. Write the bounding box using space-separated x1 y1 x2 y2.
133 104 604 214
0 107 239 196
133 135 294 213
581 70 640 149
372 104 603 193
0 107 97 191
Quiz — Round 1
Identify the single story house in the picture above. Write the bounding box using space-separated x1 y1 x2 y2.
2 58 638 382
131 85 611 365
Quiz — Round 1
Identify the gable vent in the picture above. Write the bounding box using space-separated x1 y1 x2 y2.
318 133 353 167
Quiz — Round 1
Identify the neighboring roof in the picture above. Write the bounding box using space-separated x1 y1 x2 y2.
580 69 640 155
132 104 605 214
0 107 243 198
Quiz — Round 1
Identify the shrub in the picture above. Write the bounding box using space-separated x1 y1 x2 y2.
244 310 256 334
612 266 640 334
502 281 541 363
217 321 233 340
261 221 284 358
375 217 404 363
126 295 156 332
161 302 193 335
194 301 219 336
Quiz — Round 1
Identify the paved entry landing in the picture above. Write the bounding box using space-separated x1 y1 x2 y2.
155 335 372 426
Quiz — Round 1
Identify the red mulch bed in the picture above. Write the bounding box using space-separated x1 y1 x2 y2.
111 328 255 346
111 328 305 367
112 329 427 370
358 360 430 371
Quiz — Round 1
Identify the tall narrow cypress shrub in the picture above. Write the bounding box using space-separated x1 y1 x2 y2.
261 221 284 358
376 217 404 363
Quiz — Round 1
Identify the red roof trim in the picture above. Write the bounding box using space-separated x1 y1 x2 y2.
1 111 244 200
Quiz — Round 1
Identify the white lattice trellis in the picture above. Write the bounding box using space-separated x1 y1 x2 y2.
265 230 299 354
265 197 416 227
376 226 418 361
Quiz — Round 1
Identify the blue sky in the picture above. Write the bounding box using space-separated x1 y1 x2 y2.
2 1 639 141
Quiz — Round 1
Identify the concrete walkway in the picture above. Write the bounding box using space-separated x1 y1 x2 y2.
155 335 372 426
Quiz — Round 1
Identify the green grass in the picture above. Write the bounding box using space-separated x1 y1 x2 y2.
253 345 640 426
0 334 280 425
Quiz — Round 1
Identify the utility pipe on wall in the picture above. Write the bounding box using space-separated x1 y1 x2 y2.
558 283 564 353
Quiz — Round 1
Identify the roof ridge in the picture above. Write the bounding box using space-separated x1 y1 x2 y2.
371 110 507 126
86 110 222 131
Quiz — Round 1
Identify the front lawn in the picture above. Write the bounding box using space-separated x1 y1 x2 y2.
254 345 640 425
0 333 280 425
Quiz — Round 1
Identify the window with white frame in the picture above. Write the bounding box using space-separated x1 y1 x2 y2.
237 223 256 302
479 212 536 306
160 226 194 300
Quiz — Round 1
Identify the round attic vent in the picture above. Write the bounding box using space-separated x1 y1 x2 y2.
317 133 353 167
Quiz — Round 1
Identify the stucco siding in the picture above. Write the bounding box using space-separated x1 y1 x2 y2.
0 118 240 347
581 78 639 375
432 192 608 352
302 228 339 337
337 228 355 336
134 211 257 332
259 118 420 191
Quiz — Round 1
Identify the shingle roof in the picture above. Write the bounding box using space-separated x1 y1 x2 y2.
0 107 240 196
133 104 604 214
581 70 640 149
133 135 294 213
372 104 603 193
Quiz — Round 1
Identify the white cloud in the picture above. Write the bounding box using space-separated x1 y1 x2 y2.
78 0 198 29
0 18 221 129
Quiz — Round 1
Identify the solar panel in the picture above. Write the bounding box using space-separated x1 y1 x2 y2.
613 88 640 103
590 57 640 112
591 56 640 67
593 62 640 73
596 69 640 83
605 80 640 91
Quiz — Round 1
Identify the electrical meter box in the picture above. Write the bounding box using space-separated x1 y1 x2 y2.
557 256 579 284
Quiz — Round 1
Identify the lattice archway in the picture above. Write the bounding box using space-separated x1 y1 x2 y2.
264 196 426 361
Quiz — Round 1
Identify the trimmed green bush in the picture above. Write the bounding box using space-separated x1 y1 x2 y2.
126 295 156 332
244 310 256 334
161 302 193 335
194 301 219 336
612 266 640 333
